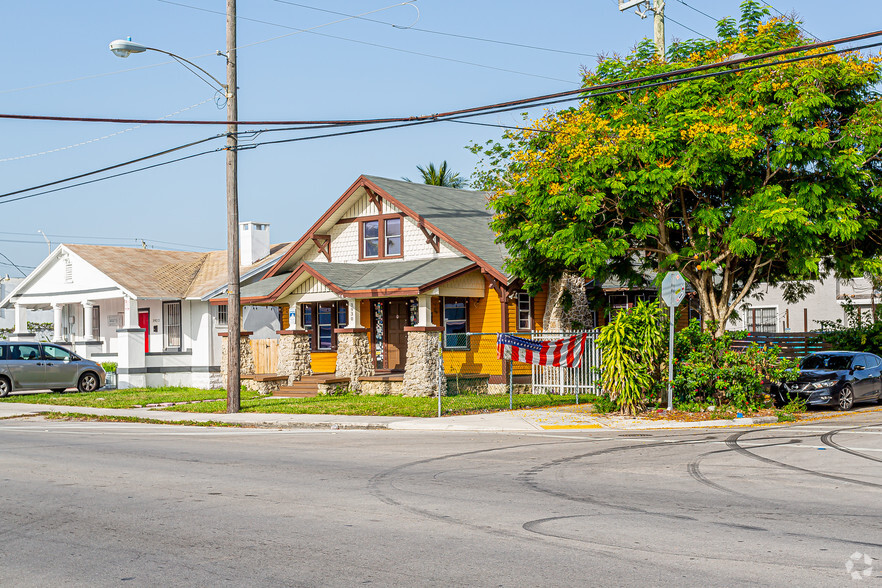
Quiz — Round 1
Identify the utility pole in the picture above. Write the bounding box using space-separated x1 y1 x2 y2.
618 0 666 58
226 0 241 413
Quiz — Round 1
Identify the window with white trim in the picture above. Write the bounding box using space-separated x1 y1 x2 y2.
744 306 776 333
91 305 100 340
213 304 228 326
516 292 532 331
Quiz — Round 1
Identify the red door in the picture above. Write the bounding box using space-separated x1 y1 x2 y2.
138 309 150 353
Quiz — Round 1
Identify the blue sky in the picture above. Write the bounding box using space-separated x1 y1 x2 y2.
0 0 877 274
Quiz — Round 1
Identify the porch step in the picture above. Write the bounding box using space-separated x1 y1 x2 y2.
273 373 350 398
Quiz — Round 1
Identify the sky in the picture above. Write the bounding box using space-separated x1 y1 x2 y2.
0 0 878 276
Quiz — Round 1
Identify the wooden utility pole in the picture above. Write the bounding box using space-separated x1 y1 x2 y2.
653 0 665 58
226 0 241 413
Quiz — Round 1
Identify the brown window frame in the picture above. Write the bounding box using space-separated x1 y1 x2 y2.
301 301 349 352
358 213 405 261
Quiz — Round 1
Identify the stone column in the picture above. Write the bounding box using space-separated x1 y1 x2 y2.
10 304 35 341
276 330 312 384
543 272 594 331
334 328 373 388
402 327 444 397
53 303 64 341
219 331 255 385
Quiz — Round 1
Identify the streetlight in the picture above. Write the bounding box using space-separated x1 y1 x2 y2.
108 1 242 413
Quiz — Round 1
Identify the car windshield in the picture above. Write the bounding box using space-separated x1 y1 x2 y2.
800 354 853 371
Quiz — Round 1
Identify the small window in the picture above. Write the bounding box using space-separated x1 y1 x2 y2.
215 304 228 327
517 292 532 331
443 298 468 349
91 306 100 340
43 345 72 361
0 345 6 360
746 307 776 332
337 302 349 329
385 218 401 256
163 301 182 351
363 220 380 258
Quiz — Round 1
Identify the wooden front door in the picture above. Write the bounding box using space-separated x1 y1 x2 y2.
384 300 409 371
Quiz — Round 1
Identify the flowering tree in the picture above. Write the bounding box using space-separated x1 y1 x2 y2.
473 2 882 336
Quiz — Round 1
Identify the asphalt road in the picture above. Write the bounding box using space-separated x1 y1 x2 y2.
1 412 880 587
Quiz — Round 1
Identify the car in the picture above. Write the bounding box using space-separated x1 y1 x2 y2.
0 341 106 397
779 351 882 410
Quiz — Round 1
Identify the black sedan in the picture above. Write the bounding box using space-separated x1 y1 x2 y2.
779 351 882 410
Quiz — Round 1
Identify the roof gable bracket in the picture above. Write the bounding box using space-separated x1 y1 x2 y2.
312 234 331 262
418 221 441 253
365 187 383 213
486 273 514 301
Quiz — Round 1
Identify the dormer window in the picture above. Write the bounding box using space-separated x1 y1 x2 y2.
359 214 404 260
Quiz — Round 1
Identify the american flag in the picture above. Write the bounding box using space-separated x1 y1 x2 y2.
496 333 588 368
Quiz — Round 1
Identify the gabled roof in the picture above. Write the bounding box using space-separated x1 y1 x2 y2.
241 257 477 302
2 242 294 303
265 175 511 285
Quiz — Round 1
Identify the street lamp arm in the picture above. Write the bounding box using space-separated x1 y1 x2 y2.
109 39 228 96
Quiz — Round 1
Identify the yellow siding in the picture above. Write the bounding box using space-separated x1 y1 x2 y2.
532 285 548 331
443 280 507 377
311 353 337 374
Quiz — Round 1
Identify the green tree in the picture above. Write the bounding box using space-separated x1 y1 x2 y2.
473 2 882 337
403 161 466 188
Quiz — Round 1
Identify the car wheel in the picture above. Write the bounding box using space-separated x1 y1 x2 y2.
0 376 10 398
77 373 99 393
838 385 855 411
51 388 66 394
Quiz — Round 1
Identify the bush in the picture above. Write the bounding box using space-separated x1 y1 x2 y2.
101 362 118 373
597 300 665 415
673 320 797 411
814 300 882 355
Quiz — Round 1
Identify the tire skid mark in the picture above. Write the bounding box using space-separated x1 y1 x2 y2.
725 429 882 489
820 422 882 464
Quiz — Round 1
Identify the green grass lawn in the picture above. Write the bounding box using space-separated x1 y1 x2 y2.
1 386 598 417
159 392 598 418
0 387 258 409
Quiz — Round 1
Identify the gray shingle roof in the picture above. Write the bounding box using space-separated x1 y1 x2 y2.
242 257 476 299
364 176 510 279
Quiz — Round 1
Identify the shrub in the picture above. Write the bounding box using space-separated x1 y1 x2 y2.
673 320 797 411
814 300 882 355
597 300 665 415
101 362 118 373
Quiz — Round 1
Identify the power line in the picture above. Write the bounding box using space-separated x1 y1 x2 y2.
3 27 879 129
159 0 577 85
0 251 28 276
674 0 718 23
665 14 713 40
764 1 819 41
272 0 600 58
3 34 881 204
0 231 215 250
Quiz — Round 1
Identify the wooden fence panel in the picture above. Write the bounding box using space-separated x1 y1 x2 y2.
250 339 279 374
730 332 830 359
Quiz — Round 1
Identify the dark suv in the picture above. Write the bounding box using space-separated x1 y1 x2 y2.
0 342 106 397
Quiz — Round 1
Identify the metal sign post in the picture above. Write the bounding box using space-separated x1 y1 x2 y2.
660 271 685 411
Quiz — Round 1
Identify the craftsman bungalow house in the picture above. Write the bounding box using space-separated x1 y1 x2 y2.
231 175 551 396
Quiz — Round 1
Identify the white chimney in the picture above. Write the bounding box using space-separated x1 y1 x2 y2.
239 222 270 265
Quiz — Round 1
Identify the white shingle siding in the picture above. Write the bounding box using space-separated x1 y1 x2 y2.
328 222 360 263
401 217 458 260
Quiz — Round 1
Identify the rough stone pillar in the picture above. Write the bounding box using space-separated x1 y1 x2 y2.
334 329 374 389
402 328 445 397
220 331 254 385
543 272 593 331
276 330 312 384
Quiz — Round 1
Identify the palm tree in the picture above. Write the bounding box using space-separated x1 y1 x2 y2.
402 161 466 188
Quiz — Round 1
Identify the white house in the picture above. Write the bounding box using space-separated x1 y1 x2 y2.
0 277 53 334
0 222 292 389
730 276 878 333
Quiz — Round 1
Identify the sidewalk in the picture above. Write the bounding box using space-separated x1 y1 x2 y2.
0 401 788 431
